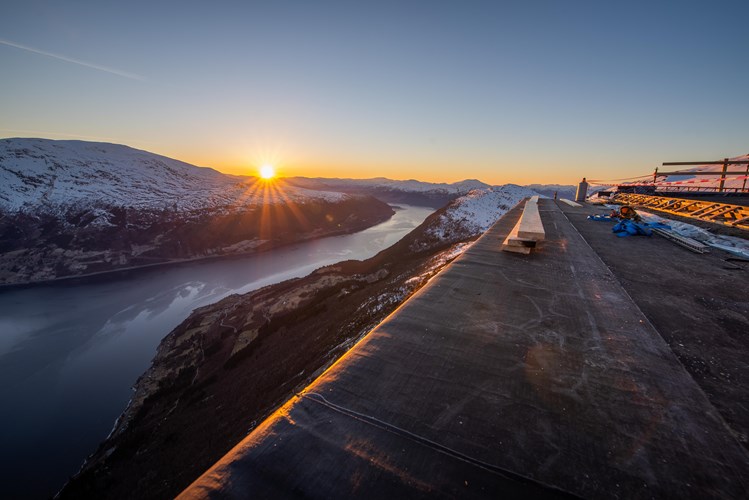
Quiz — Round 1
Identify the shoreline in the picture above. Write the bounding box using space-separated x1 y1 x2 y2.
0 213 397 291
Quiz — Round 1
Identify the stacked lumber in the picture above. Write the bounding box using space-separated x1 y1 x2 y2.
502 196 545 254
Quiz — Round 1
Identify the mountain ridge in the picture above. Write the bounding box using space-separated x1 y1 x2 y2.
0 138 347 213
0 138 393 285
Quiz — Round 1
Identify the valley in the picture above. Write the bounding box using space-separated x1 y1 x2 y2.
0 138 545 498
58 186 535 499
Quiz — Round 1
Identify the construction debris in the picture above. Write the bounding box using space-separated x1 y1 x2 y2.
651 227 710 253
610 205 640 220
588 207 710 253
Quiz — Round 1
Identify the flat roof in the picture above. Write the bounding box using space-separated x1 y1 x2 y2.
181 199 748 499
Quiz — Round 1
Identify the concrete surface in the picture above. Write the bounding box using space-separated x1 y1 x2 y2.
180 200 749 499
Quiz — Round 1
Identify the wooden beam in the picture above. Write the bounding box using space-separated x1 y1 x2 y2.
559 198 582 207
517 197 545 241
616 193 749 231
502 244 532 255
501 218 532 254
662 160 749 165
506 237 537 248
655 171 749 176
718 158 728 193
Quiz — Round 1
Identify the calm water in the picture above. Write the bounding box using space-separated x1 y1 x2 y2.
0 204 434 498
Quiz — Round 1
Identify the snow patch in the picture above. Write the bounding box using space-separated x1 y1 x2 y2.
638 210 749 257
431 185 535 236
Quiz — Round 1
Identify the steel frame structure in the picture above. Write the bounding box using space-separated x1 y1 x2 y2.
613 193 749 230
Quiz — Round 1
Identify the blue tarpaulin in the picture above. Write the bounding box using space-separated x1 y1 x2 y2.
587 214 671 238
612 220 652 237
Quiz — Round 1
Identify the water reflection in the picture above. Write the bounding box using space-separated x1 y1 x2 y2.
0 204 433 498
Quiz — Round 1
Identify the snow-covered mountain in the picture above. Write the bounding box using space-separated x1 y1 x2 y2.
525 183 576 200
435 185 533 233
300 177 490 193
408 185 537 252
289 176 568 207
286 176 492 208
0 138 344 213
0 138 546 285
0 139 393 284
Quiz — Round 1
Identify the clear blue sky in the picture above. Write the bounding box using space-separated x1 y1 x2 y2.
1 1 747 184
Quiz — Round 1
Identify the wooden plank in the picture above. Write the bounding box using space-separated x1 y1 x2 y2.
506 237 537 248
501 244 532 254
656 170 749 174
560 198 582 207
502 218 533 254
517 198 545 241
688 204 719 216
502 197 545 253
662 160 749 166
707 207 737 219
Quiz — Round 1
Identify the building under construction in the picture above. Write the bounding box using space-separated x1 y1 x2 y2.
587 157 749 230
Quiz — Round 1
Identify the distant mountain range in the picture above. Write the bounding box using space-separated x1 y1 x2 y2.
286 177 574 208
0 139 393 284
285 177 492 208
524 183 577 200
0 138 352 213
0 138 569 285
0 138 572 216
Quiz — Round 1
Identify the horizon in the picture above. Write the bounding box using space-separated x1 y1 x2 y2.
1 135 576 187
2 1 748 185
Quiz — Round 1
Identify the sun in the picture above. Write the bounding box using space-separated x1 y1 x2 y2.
259 164 276 180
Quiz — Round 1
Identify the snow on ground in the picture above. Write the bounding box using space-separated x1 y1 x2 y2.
636 209 749 258
407 185 536 254
0 138 345 212
428 185 536 238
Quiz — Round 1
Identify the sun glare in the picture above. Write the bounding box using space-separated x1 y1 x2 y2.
259 164 276 179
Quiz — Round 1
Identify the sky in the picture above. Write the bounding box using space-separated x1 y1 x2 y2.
1 1 748 185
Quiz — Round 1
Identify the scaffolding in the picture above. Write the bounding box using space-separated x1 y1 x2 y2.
613 193 749 230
